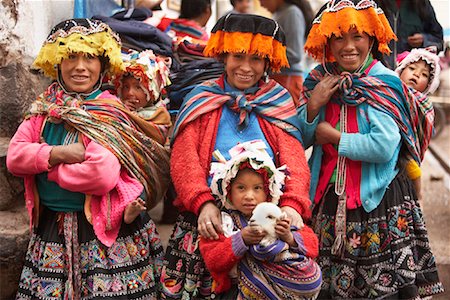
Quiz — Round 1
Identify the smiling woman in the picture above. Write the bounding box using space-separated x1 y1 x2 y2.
161 13 314 300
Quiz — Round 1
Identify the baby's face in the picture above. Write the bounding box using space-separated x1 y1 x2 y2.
234 0 253 14
400 60 431 93
120 76 148 110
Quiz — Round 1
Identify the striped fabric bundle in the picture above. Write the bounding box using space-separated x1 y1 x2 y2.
172 75 303 144
27 82 170 208
232 214 322 300
300 63 431 164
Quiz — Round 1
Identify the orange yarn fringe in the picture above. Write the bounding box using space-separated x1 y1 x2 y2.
305 7 397 62
204 31 289 72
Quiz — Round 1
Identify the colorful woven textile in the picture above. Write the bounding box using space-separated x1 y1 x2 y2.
172 76 303 144
300 63 430 163
26 82 170 208
232 213 322 300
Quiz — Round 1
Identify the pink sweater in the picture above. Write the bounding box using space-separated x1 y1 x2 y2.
7 115 143 247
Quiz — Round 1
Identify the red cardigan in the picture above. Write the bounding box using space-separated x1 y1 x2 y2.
170 107 312 219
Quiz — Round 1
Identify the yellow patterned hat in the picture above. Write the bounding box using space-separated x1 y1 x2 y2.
33 18 124 79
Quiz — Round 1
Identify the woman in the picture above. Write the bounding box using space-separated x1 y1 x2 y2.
161 14 313 299
7 18 170 299
298 0 444 298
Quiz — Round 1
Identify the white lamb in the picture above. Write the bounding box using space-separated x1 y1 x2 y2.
249 202 287 247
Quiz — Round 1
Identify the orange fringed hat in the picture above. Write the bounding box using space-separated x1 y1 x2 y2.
305 0 397 62
203 14 289 72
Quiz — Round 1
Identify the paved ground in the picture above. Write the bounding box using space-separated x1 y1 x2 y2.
152 122 450 298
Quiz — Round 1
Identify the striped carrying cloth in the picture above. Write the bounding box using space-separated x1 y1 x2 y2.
232 213 322 300
26 82 170 208
300 63 433 164
172 75 303 144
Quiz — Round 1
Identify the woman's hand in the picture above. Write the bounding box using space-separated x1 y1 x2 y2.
276 218 296 247
407 33 424 48
198 201 223 240
49 141 86 167
307 75 339 122
281 206 304 229
315 121 341 145
241 226 266 246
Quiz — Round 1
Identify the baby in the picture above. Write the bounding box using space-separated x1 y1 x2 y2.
115 49 172 222
395 47 441 200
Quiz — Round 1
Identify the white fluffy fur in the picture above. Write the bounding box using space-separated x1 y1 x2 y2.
249 202 287 247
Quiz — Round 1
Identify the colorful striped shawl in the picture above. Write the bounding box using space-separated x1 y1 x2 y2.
26 82 170 208
299 63 432 164
172 76 303 144
231 212 322 300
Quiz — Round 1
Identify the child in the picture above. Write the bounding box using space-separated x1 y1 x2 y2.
395 47 441 200
298 0 443 298
114 49 172 140
7 18 169 298
199 140 322 299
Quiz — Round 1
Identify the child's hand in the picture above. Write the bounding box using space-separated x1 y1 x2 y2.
123 99 140 111
275 218 296 247
241 226 266 246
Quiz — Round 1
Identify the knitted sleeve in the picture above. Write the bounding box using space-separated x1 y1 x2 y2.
296 225 319 259
199 234 244 293
170 117 215 214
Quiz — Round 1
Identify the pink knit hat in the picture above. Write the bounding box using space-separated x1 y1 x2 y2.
395 47 441 94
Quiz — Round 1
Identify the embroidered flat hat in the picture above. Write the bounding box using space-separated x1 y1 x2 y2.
33 18 124 79
209 140 289 209
395 47 441 94
203 14 289 72
114 50 171 103
305 0 396 62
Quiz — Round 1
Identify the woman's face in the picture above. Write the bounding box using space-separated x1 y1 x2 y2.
224 52 266 90
400 60 431 93
60 53 102 93
329 29 371 72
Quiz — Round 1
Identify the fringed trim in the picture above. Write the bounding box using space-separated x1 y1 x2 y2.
204 31 289 72
305 6 396 61
33 31 124 79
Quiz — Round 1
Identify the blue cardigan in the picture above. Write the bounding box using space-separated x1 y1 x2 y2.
298 62 401 213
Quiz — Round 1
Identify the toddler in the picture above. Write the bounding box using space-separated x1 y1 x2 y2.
395 47 441 200
199 140 322 299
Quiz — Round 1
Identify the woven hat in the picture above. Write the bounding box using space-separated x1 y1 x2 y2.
203 14 289 72
210 140 288 209
305 0 396 62
33 18 124 79
114 50 171 103
395 47 441 94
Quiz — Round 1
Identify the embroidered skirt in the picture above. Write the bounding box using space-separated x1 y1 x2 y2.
160 211 213 300
312 175 444 299
16 206 164 300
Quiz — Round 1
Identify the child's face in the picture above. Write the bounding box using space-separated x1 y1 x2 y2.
329 28 371 73
259 0 282 13
229 168 267 217
400 60 431 93
120 76 148 110
60 53 102 94
234 0 253 14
